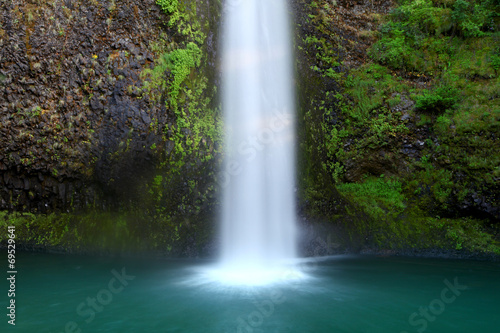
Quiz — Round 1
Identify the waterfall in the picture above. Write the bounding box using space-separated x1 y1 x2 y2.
219 0 297 281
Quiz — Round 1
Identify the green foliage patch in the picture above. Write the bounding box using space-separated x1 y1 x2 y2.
0 210 200 254
415 85 459 113
337 176 406 220
312 0 500 254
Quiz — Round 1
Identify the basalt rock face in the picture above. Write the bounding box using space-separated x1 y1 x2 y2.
0 0 198 212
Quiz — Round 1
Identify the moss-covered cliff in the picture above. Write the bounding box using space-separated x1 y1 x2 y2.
0 0 223 255
1 0 499 257
295 0 499 256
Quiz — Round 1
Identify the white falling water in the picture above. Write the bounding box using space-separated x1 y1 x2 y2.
219 0 298 284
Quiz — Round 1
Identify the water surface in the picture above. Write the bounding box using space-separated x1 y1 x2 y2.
2 253 499 332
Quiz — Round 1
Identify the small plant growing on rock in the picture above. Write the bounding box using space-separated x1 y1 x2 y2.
415 86 459 113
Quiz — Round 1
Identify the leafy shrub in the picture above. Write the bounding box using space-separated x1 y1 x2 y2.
396 0 453 36
415 85 459 112
491 53 500 71
369 29 411 69
452 0 497 37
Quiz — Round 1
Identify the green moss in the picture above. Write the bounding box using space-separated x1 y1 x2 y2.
142 0 223 174
0 209 202 254
165 43 202 108
443 217 500 253
428 76 499 185
300 0 347 81
448 37 498 79
312 0 499 251
317 63 410 183
334 178 500 253
303 33 343 79
337 176 406 220
405 162 454 210
131 0 223 227
156 0 204 43
340 64 408 121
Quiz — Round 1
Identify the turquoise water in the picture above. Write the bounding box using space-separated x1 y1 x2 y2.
2 253 499 332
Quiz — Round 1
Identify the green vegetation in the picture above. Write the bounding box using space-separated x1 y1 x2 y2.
337 176 406 220
0 0 222 255
336 176 500 254
300 1 346 81
0 210 203 254
137 0 222 243
164 43 202 107
415 85 459 113
300 0 499 255
369 0 500 72
142 0 222 171
156 0 205 43
320 63 410 182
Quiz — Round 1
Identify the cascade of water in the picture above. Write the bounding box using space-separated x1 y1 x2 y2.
220 0 297 280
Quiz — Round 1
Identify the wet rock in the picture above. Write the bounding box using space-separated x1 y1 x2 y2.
401 113 411 121
141 112 151 124
13 178 23 189
90 97 104 111
0 0 179 212
344 150 404 182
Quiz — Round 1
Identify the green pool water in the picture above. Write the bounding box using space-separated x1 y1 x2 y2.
2 252 499 333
